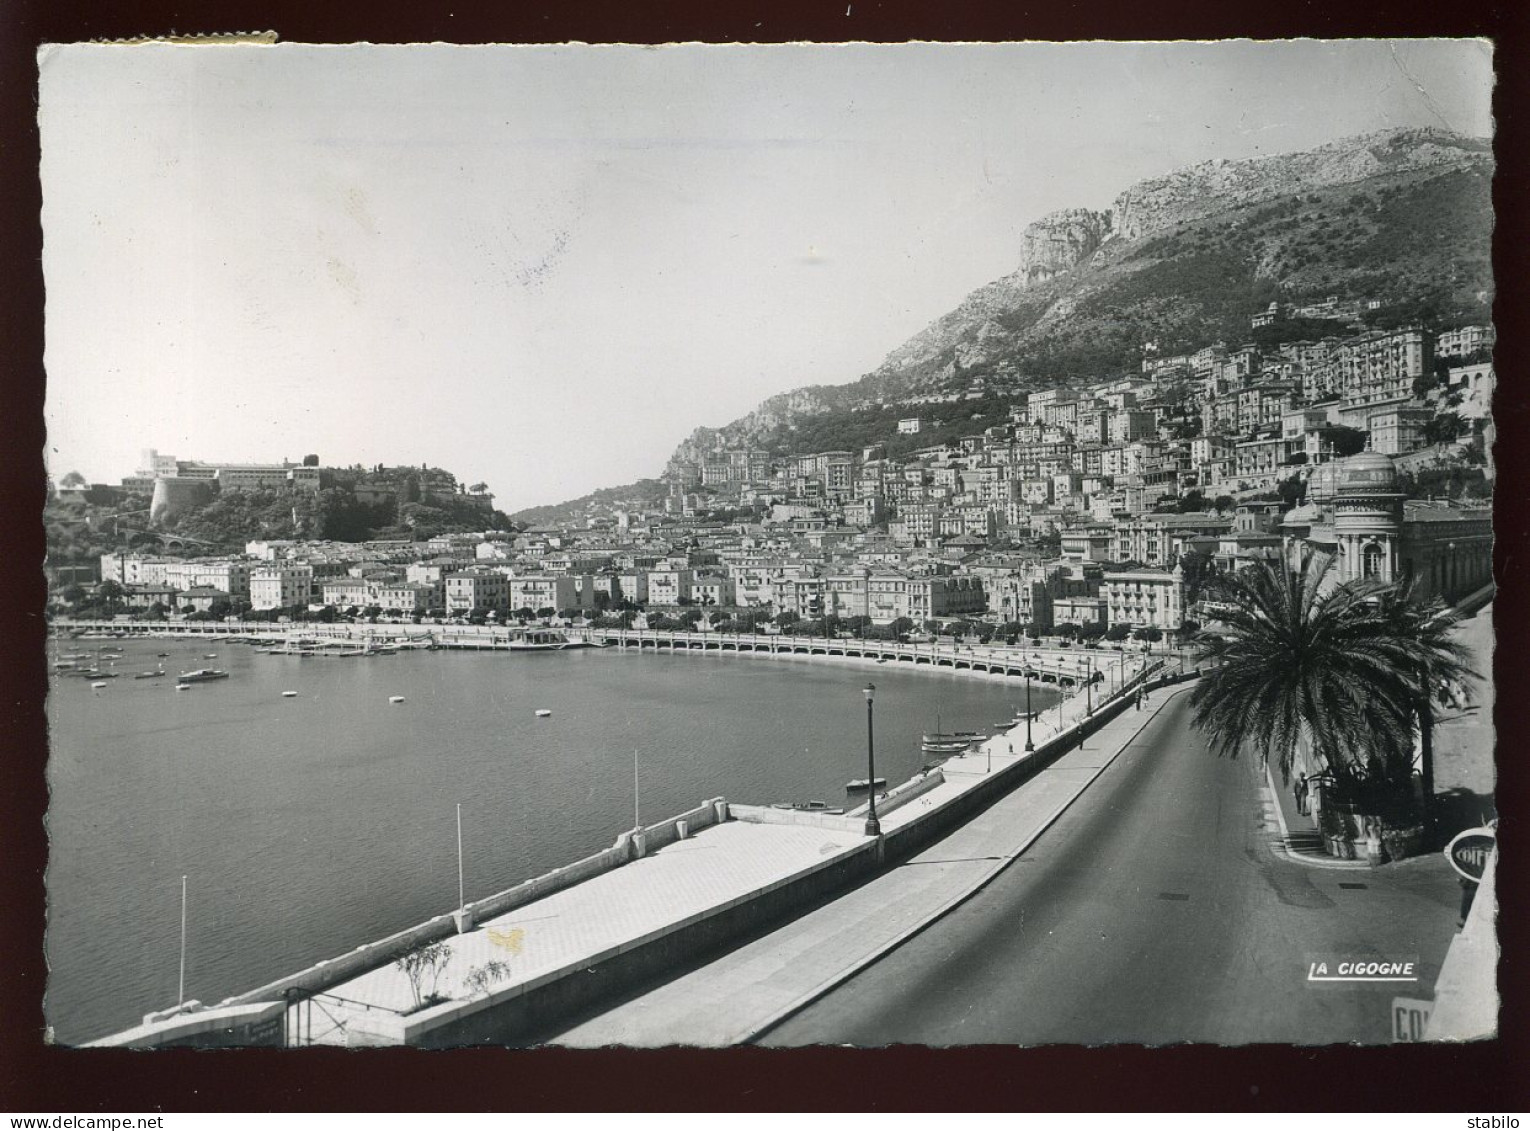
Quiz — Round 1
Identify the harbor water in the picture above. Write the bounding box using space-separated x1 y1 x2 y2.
45 637 1061 1044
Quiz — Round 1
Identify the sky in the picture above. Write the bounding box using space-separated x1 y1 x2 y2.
39 39 1494 513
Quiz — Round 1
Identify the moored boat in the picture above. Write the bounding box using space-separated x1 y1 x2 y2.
845 777 887 791
921 731 982 754
176 668 229 683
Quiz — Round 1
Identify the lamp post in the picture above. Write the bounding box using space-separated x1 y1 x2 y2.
1083 657 1093 717
1024 657 1035 752
862 683 880 837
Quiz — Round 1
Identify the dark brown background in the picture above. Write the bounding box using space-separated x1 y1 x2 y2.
2 0 1525 1112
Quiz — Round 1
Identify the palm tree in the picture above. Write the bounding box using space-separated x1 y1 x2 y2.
1189 552 1421 794
1373 584 1475 822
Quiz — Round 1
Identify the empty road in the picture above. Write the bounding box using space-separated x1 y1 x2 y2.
764 692 1463 1046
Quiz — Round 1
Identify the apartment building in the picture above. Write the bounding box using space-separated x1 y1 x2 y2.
250 564 314 610
446 570 511 613
508 574 582 613
162 559 252 598
1337 327 1430 410
1103 566 1185 631
1112 513 1233 567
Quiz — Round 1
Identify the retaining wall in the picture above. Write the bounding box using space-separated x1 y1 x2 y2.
728 804 863 834
845 768 945 819
221 798 727 1016
401 837 881 1047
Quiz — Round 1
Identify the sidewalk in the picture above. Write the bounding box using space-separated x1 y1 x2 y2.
552 682 1188 1047
1264 599 1495 871
1263 761 1369 870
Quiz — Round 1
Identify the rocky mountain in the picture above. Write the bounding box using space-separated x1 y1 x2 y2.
661 126 1493 469
1110 127 1489 241
1019 208 1114 287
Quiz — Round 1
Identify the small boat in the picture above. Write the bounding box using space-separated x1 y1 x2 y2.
203 654 218 659
845 777 887 791
389 695 406 704
177 669 229 683
175 683 191 691
922 730 983 754
157 653 170 658
90 681 107 689
534 708 552 718
135 671 166 680
281 691 298 698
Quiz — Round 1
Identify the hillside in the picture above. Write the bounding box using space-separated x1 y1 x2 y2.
511 479 669 527
45 465 518 561
659 126 1492 468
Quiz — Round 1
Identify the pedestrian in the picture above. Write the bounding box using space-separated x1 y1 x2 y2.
1295 772 1308 816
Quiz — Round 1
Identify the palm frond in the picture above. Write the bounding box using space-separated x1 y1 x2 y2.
1191 552 1464 787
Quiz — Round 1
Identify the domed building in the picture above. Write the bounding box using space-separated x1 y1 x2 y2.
1280 452 1492 599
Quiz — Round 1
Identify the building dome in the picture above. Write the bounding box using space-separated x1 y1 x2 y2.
1334 451 1401 495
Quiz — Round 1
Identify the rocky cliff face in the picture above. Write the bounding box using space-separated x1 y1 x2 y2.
1018 208 1113 286
657 126 1492 474
1111 127 1488 241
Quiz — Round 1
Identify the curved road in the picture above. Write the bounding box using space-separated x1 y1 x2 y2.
764 693 1462 1046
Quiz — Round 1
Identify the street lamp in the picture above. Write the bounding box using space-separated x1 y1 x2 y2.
862 683 880 837
1083 657 1093 717
1024 656 1035 752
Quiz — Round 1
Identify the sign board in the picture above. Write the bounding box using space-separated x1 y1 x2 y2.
1391 996 1433 1042
1445 826 1496 883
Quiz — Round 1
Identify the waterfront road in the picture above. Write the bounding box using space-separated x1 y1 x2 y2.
763 692 1463 1046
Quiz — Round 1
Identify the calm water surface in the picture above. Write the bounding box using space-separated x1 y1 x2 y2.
46 638 1059 1043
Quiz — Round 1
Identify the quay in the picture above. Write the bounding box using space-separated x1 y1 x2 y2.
58 618 1150 687
88 649 1184 1049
